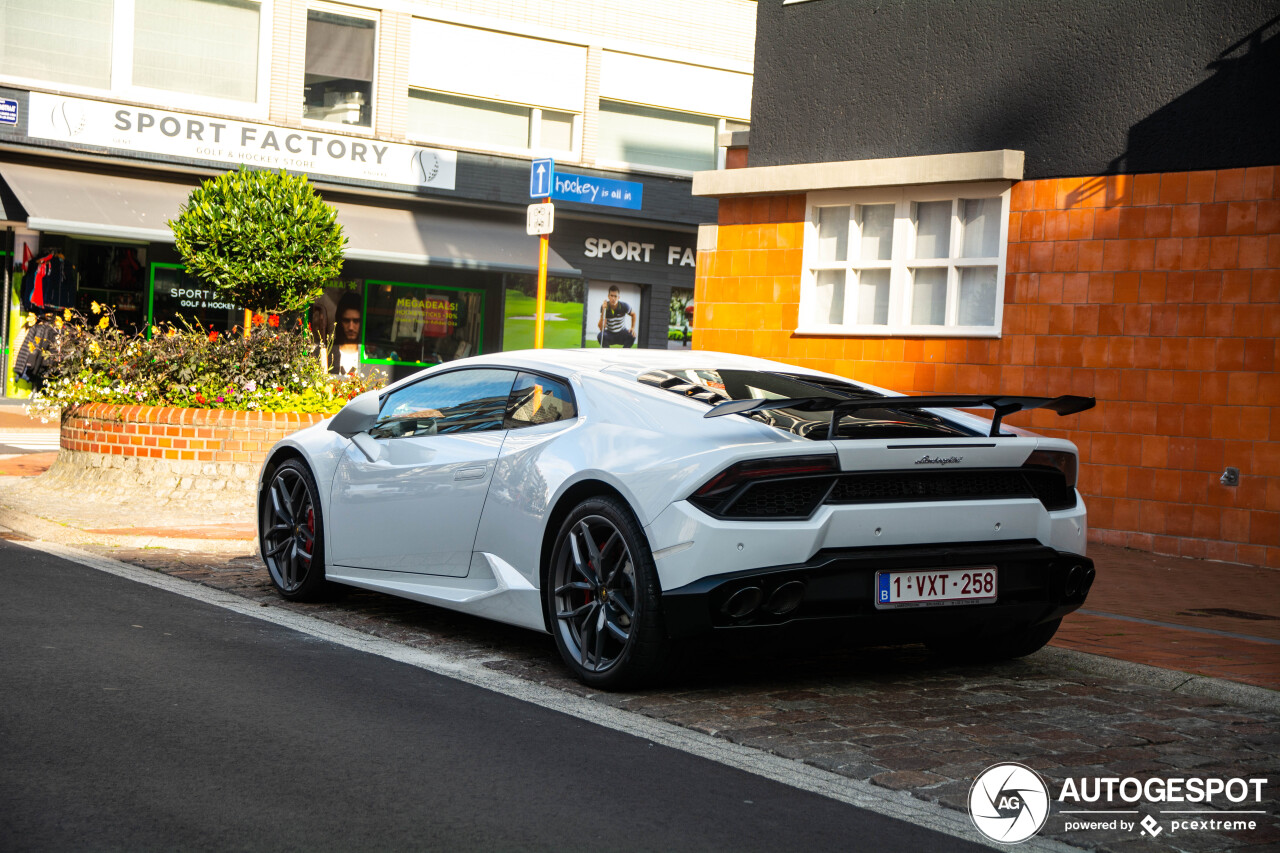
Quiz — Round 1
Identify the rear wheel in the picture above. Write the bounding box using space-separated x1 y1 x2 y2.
547 497 666 689
927 618 1062 662
261 459 335 601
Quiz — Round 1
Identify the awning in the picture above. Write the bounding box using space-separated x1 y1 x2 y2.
0 176 26 226
1 161 188 242
0 161 579 276
332 201 576 275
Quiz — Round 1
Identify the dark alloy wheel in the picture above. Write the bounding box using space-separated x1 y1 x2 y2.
261 459 334 601
548 497 666 689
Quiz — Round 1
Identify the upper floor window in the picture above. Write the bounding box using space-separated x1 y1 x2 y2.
596 100 721 173
406 17 584 157
407 89 575 155
0 0 113 88
799 183 1010 338
0 0 265 107
303 5 375 128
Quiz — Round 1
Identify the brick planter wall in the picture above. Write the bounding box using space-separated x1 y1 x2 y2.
45 404 327 504
694 166 1279 567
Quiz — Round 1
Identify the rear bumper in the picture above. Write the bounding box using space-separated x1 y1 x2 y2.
660 539 1094 641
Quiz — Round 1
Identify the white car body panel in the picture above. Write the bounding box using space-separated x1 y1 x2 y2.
645 497 1088 593
328 430 504 577
258 349 1091 634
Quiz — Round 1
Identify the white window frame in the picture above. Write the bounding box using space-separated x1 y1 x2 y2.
797 181 1011 338
404 88 580 160
300 0 379 136
0 0 272 118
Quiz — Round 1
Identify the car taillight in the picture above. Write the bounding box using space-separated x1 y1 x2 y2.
690 454 839 518
1024 450 1078 490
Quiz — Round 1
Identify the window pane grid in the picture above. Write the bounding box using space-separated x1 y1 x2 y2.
803 188 1006 335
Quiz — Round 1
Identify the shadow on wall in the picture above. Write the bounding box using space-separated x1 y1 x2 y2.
1069 14 1280 206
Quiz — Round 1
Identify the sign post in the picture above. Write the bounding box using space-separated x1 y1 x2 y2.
535 227 549 348
528 159 556 348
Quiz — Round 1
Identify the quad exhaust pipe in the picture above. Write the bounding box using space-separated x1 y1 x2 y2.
721 580 806 621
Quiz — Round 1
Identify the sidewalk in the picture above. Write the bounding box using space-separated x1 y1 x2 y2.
1 449 1276 693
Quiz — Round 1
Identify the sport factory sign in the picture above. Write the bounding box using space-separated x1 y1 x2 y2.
26 92 457 191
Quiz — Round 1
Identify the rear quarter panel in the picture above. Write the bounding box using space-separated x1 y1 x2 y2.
471 372 808 589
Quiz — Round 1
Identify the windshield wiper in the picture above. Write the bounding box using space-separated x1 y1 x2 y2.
704 394 1095 438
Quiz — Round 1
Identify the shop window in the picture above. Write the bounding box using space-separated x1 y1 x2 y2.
0 0 113 88
304 7 376 128
0 0 265 108
149 263 243 335
407 89 576 155
501 274 583 350
668 287 694 349
133 0 261 102
77 243 148 332
799 183 1010 337
362 280 484 368
596 101 719 173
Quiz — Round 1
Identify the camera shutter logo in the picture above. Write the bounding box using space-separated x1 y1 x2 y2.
969 762 1051 843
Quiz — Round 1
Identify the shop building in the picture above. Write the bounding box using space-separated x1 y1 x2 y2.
1 0 755 390
691 1 1279 566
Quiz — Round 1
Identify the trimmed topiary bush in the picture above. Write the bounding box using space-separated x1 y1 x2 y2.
169 165 346 314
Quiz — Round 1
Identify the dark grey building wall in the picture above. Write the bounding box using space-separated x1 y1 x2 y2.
750 0 1280 178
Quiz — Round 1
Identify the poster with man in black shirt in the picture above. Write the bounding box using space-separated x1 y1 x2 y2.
595 284 637 348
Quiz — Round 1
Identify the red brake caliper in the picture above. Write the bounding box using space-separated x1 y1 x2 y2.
301 507 315 556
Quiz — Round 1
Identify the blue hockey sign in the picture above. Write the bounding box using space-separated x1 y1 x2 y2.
550 171 643 210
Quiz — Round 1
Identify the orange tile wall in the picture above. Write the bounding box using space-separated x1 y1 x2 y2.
694 167 1280 567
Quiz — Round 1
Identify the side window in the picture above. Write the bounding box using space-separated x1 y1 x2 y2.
504 372 577 429
372 369 516 438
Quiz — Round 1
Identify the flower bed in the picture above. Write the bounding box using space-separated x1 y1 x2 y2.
26 305 380 419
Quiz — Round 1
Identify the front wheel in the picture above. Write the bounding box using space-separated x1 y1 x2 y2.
260 459 336 601
547 497 667 689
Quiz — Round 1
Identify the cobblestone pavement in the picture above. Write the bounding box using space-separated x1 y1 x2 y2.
34 540 1276 853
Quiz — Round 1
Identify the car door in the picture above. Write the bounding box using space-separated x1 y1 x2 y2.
328 368 517 577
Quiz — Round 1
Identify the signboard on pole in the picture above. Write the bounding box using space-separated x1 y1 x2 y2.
530 158 554 198
526 202 554 236
551 171 643 210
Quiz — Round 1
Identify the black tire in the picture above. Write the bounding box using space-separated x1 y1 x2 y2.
547 496 667 689
927 618 1062 662
260 459 336 601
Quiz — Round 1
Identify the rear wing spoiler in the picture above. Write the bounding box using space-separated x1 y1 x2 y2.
704 394 1095 438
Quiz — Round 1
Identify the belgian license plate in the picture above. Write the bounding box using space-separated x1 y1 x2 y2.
874 567 997 609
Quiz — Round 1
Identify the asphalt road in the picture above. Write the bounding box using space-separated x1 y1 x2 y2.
0 541 987 853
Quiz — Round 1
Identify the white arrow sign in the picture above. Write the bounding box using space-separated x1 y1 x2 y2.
530 157 554 197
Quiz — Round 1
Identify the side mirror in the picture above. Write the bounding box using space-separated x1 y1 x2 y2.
327 389 381 438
